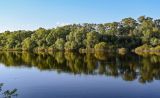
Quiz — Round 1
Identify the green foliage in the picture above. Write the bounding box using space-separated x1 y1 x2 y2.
94 42 108 51
135 44 151 52
150 37 160 46
0 83 18 98
118 48 127 55
66 28 87 49
65 41 78 50
104 22 119 35
22 38 37 50
0 16 160 52
55 38 65 50
86 31 100 48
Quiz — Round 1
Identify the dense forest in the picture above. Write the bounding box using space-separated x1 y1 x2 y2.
0 16 160 53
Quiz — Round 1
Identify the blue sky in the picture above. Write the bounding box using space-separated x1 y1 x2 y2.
0 0 159 32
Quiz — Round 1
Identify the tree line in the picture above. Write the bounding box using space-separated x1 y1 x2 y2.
0 16 160 52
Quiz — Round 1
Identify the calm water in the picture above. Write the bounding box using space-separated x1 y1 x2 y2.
0 52 160 98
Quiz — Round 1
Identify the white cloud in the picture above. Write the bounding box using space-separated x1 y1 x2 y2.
55 22 71 27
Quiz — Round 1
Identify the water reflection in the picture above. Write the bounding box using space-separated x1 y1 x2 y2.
0 51 160 84
0 83 18 98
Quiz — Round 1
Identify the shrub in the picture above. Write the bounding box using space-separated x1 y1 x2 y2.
94 42 108 51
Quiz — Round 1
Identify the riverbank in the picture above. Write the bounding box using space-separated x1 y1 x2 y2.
0 47 129 56
2 45 160 56
133 44 160 56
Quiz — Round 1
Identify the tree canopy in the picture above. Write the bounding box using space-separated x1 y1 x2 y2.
0 16 160 52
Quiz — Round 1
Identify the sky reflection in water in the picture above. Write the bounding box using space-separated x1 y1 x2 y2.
0 52 160 98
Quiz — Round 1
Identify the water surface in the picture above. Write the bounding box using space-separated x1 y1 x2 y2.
0 52 160 98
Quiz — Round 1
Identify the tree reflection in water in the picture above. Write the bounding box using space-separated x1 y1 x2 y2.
0 51 160 84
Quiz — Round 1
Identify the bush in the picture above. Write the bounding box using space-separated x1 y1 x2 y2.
55 38 65 51
154 46 160 52
94 42 108 51
135 44 151 52
65 41 78 51
118 48 127 55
